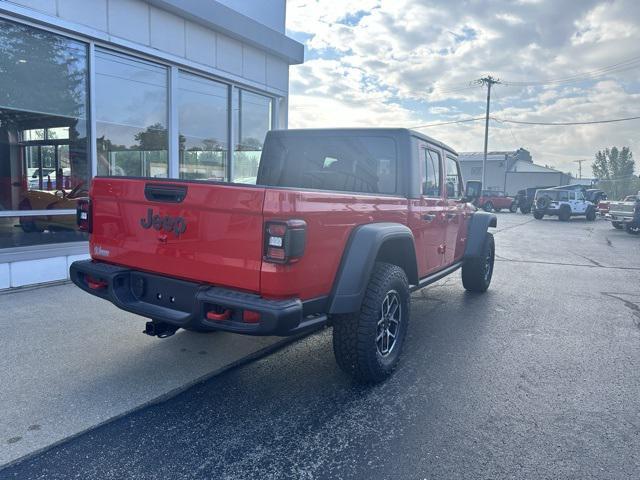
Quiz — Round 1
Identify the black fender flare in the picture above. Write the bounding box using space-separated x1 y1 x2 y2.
464 211 497 259
328 223 419 314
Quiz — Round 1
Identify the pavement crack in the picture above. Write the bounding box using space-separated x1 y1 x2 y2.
493 218 536 235
601 292 640 328
495 257 640 271
575 253 604 267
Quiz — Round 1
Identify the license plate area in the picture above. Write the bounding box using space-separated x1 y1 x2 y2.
129 272 199 313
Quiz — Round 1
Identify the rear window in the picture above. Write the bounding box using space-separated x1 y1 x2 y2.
257 134 397 194
536 190 570 201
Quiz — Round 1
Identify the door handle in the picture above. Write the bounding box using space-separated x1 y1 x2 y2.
422 214 436 222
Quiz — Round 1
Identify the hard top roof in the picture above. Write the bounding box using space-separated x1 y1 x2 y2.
270 128 458 156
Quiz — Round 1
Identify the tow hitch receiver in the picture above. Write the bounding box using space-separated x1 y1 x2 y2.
143 321 178 338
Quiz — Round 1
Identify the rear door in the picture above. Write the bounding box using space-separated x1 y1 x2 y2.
570 191 588 214
444 155 466 264
409 144 447 276
89 178 266 292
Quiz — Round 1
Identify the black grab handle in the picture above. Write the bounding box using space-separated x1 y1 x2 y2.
144 184 187 203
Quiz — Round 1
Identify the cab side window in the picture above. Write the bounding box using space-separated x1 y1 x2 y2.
423 148 441 197
445 156 463 198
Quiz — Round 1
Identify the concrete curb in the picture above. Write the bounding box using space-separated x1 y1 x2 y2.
0 328 320 471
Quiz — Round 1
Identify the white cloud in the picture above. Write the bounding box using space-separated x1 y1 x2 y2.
287 0 640 176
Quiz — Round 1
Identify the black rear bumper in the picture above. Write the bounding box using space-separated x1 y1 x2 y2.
69 260 326 336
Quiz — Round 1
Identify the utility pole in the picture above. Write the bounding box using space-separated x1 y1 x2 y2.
574 159 585 179
478 76 500 188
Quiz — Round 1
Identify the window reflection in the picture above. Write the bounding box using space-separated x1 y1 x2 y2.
95 49 168 178
233 89 272 183
0 18 89 247
178 72 228 181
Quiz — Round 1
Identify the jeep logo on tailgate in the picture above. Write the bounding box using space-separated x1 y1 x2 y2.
140 208 186 236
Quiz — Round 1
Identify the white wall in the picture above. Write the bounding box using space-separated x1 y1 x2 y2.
460 161 508 192
0 253 90 290
6 0 290 93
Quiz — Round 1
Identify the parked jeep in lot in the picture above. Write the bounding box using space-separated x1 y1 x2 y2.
608 193 640 234
70 128 496 383
513 186 553 214
475 190 515 212
533 188 596 221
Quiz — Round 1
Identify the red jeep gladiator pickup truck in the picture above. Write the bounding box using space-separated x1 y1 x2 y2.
71 128 496 382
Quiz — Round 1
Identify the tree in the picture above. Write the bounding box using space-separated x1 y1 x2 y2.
592 147 636 199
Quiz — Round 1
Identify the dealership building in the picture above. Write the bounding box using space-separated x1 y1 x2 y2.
0 0 303 289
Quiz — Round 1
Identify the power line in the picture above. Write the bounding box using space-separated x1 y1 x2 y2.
410 116 486 129
493 115 640 126
410 114 640 130
500 54 640 87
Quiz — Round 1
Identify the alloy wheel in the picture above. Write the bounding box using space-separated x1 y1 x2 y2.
376 290 401 357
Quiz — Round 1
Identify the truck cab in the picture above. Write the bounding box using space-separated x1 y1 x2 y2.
70 128 497 382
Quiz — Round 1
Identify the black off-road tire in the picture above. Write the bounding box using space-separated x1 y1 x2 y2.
509 203 517 213
462 233 495 293
626 223 640 235
520 205 531 214
332 262 410 383
586 207 596 221
559 206 571 221
483 201 494 212
612 222 624 230
533 211 544 220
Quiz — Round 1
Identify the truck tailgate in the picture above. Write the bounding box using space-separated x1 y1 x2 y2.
89 178 266 292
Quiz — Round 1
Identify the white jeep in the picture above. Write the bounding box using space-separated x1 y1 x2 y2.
532 189 596 221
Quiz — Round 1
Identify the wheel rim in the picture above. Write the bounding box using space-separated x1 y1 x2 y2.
484 244 494 282
376 290 401 357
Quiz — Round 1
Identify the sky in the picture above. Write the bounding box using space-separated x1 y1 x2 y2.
285 0 640 176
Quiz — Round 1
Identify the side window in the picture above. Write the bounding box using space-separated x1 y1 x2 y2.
559 191 570 202
422 148 441 197
445 156 463 198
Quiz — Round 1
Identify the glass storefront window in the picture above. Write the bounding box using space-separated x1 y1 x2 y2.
232 89 272 183
0 18 89 248
95 49 168 178
178 72 228 181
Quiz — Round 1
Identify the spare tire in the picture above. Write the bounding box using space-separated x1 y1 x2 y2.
536 196 551 210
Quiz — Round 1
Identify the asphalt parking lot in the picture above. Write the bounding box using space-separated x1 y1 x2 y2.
2 213 639 479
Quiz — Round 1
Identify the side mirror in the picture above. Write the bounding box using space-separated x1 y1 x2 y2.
465 180 482 202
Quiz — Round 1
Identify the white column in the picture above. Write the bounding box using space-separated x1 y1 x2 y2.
168 66 179 178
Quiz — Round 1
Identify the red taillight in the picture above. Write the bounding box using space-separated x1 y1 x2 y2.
264 219 307 264
266 246 286 260
77 198 92 233
267 223 287 237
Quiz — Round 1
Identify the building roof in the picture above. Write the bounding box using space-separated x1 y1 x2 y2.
458 152 509 162
509 160 562 174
